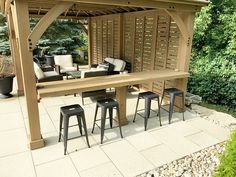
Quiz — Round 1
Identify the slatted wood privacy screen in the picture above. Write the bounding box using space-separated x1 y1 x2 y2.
91 14 121 64
90 10 180 94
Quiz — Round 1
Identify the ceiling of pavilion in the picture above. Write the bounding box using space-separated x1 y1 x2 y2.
0 0 209 18
28 2 153 18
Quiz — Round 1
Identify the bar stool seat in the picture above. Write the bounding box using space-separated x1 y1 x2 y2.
133 91 162 131
58 104 90 155
160 87 185 124
92 98 123 144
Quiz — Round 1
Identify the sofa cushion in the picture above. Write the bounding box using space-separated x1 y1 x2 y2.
60 67 77 73
43 71 60 77
54 55 73 68
113 59 126 72
33 62 45 80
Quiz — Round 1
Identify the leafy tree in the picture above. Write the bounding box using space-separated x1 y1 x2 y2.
188 0 236 109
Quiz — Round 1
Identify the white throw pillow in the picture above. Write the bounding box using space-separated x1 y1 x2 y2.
104 57 115 64
33 62 45 80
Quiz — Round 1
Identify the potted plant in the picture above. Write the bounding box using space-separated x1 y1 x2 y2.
0 55 15 98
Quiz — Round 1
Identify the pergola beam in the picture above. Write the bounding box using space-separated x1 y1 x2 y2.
28 2 73 50
29 14 86 20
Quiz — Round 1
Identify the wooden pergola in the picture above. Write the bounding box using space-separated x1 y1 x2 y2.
0 0 208 150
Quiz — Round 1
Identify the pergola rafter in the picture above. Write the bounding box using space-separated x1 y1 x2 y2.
0 0 208 150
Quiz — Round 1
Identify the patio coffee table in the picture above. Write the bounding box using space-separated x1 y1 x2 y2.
66 71 81 79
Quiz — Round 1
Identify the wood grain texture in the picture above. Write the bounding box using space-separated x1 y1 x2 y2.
37 70 189 98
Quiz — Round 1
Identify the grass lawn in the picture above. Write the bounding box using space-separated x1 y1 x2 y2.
200 102 236 118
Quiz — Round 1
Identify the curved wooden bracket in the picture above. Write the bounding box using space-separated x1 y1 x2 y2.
165 9 191 45
28 2 73 50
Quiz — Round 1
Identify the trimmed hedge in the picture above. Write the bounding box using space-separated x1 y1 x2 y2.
214 130 236 177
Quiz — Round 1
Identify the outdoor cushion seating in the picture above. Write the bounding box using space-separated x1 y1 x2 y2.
104 57 126 74
54 55 79 75
80 70 108 105
33 62 63 83
89 57 126 75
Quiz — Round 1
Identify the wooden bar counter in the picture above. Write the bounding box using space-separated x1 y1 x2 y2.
37 70 189 125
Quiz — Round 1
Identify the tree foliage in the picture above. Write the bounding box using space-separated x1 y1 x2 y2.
188 0 236 109
0 13 10 55
0 13 87 56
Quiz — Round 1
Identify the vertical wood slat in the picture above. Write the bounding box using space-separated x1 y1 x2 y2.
150 11 158 91
87 17 92 67
118 14 123 59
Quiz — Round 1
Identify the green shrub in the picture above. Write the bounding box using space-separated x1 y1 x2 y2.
188 0 236 110
188 57 236 109
214 130 236 177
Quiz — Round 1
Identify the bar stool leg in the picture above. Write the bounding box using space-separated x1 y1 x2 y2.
181 93 185 121
81 112 90 148
100 107 107 144
144 98 151 131
169 94 175 124
82 97 85 106
58 112 63 142
157 97 162 126
133 96 140 122
77 115 83 135
63 116 69 155
92 105 98 133
116 105 123 138
109 108 113 128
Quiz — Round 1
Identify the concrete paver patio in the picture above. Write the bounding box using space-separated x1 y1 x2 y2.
0 85 232 177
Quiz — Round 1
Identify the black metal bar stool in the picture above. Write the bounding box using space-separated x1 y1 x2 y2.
91 98 123 144
160 87 185 124
133 91 162 131
58 104 90 155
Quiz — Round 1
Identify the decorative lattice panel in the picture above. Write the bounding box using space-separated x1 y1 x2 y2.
91 10 180 94
91 14 120 64
122 10 180 94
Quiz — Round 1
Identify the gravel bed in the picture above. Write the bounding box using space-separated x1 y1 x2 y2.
137 142 225 177
137 105 236 177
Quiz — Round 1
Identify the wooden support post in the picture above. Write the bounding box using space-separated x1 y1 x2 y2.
11 0 44 149
175 12 195 107
7 10 24 96
87 17 92 67
115 86 128 125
